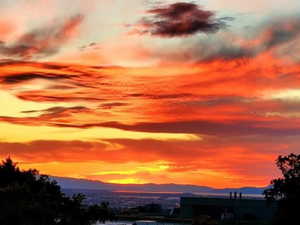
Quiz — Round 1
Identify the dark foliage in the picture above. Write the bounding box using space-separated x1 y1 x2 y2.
0 157 113 225
264 153 300 225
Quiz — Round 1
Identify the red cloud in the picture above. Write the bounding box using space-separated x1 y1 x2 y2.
0 56 300 137
0 15 84 59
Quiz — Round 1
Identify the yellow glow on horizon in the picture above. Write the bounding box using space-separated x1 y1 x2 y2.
19 160 167 185
91 161 170 176
137 164 169 172
16 160 268 188
91 170 138 176
108 178 146 184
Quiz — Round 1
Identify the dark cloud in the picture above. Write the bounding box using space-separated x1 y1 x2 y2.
146 16 300 63
16 93 104 102
99 102 129 109
2 72 73 84
183 96 251 107
46 85 76 90
0 60 70 70
128 93 193 99
80 42 99 51
203 17 300 61
192 42 255 62
113 120 298 136
195 17 300 61
21 106 89 115
260 17 300 50
0 14 84 59
136 2 232 37
0 106 92 127
51 119 300 137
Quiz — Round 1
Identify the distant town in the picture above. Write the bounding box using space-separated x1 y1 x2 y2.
62 188 276 225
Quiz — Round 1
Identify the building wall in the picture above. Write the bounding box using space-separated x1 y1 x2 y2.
180 197 277 221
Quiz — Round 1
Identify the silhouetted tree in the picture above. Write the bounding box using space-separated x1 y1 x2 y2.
264 153 300 225
0 157 110 225
87 201 115 224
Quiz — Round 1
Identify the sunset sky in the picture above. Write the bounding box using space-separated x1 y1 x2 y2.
1 0 300 188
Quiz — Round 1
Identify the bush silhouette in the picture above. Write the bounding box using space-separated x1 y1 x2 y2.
264 153 300 225
0 157 111 225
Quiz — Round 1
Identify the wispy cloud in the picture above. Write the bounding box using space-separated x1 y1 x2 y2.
0 15 84 59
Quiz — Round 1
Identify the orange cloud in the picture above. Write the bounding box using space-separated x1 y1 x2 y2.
0 135 290 188
0 56 300 136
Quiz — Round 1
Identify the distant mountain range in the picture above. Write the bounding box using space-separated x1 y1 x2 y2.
52 176 267 195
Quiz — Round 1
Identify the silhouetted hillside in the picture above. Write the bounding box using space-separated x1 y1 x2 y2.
53 176 266 195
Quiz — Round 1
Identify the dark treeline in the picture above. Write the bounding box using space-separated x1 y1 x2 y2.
0 158 115 225
264 153 300 225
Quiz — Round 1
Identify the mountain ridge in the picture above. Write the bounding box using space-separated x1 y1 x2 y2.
52 176 267 195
